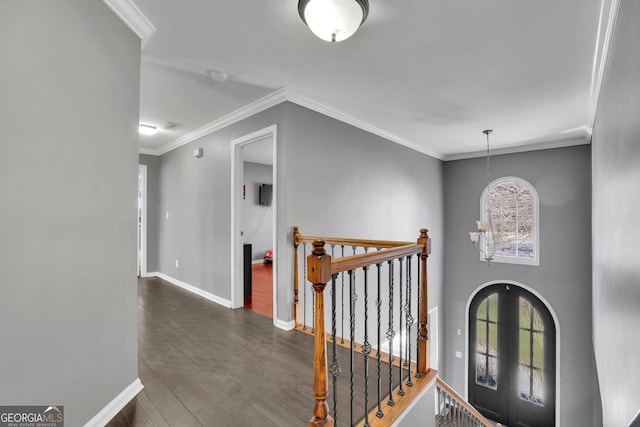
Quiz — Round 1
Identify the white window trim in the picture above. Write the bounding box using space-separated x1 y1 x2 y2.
479 176 540 266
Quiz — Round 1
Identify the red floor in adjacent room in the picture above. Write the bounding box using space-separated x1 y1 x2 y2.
244 262 273 318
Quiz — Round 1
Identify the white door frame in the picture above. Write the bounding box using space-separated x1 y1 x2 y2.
231 125 278 321
428 306 439 372
138 164 148 277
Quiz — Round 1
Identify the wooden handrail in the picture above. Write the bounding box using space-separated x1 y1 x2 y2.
293 226 420 328
330 244 423 274
435 378 501 427
296 233 413 249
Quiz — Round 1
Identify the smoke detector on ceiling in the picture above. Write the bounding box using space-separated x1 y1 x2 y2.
207 69 228 83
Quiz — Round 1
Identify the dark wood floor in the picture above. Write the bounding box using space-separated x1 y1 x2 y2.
107 276 398 427
244 263 273 318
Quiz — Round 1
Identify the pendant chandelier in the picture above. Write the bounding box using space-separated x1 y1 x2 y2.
298 0 369 42
469 129 504 264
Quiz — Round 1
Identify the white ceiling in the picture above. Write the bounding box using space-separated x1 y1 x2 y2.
132 0 615 160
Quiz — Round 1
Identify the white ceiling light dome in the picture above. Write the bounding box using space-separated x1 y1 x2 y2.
138 124 158 136
298 0 369 42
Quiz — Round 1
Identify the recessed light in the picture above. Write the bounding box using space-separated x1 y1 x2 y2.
139 124 158 136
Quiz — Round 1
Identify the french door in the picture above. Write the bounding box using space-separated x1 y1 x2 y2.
469 284 555 427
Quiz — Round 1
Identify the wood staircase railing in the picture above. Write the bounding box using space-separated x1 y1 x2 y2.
294 227 498 427
435 378 502 427
294 227 432 427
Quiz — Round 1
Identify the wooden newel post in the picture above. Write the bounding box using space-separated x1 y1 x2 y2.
417 228 431 376
307 240 334 427
293 226 301 327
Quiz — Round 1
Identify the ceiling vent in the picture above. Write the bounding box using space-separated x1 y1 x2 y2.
162 122 182 131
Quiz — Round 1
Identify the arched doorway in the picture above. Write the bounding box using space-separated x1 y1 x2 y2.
468 283 556 426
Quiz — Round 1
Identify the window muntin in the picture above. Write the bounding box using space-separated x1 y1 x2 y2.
481 177 539 266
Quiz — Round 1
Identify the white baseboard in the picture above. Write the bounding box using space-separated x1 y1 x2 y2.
274 318 295 331
140 271 155 278
84 378 143 427
152 272 232 308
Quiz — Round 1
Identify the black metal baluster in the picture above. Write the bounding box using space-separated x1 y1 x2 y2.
329 274 341 426
404 256 410 367
302 242 307 330
362 266 371 427
341 245 345 344
415 253 422 378
405 256 414 387
438 387 443 421
349 269 357 427
397 257 405 397
436 387 442 425
375 263 384 419
386 260 395 407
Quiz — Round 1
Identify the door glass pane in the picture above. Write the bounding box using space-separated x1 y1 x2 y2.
533 332 544 369
518 365 531 401
476 353 487 386
532 370 545 405
520 297 532 328
533 308 544 331
519 330 531 364
477 321 487 353
477 300 487 319
487 294 498 322
487 356 498 389
488 323 498 356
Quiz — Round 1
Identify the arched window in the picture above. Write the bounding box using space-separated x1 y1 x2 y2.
480 177 539 266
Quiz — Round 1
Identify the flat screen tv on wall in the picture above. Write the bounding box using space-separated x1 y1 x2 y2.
259 184 272 206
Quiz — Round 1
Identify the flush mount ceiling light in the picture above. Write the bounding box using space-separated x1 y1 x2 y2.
298 0 369 42
138 124 158 136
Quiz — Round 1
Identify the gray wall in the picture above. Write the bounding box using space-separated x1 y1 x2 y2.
243 162 273 261
442 144 599 426
281 103 445 359
591 1 640 425
154 105 286 304
150 102 444 367
140 154 161 272
0 1 140 425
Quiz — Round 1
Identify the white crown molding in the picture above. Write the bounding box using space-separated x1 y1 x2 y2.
138 146 159 156
155 88 287 155
84 378 143 427
444 135 591 161
588 0 622 129
285 90 442 160
102 0 156 45
148 87 444 159
153 272 232 308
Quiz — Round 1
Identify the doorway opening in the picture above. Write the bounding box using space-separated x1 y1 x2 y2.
231 125 277 322
137 164 147 277
468 283 557 427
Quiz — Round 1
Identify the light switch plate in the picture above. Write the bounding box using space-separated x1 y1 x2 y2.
455 351 462 359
